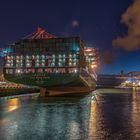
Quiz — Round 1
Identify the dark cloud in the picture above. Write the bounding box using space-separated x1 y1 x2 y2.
100 50 118 65
112 0 140 51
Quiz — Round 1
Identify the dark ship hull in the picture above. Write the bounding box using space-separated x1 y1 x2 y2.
4 69 96 96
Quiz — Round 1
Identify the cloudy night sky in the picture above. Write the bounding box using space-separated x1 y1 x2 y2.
0 0 139 74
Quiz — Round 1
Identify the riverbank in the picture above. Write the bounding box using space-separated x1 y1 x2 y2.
0 88 40 97
95 88 133 94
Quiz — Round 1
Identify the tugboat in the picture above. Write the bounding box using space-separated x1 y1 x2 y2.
3 28 98 96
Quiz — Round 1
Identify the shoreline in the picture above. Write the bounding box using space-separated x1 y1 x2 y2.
0 88 40 97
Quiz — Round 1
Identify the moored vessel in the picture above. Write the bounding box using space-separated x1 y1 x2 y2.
3 28 98 96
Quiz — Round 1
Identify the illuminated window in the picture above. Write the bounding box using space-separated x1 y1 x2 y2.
73 62 76 66
6 64 10 67
20 55 23 59
36 55 39 59
15 69 23 74
45 68 52 73
36 59 39 62
9 69 13 74
16 56 20 59
41 63 45 67
53 68 58 73
69 54 72 58
41 59 45 62
6 69 9 74
28 69 35 73
69 62 72 66
26 55 30 59
32 55 35 59
31 69 35 73
52 59 55 62
38 68 43 73
51 63 55 67
26 63 31 67
58 68 66 73
58 54 61 58
52 54 55 58
73 54 76 58
58 63 62 67
42 55 45 58
35 63 40 67
63 54 65 58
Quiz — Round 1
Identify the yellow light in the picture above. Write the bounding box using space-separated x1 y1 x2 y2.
6 98 20 112
88 53 94 56
125 80 130 84
85 48 92 52
91 64 97 68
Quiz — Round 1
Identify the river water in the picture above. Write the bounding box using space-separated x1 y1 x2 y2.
0 89 140 140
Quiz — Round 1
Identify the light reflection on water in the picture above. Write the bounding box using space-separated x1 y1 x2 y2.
1 89 140 140
0 96 91 140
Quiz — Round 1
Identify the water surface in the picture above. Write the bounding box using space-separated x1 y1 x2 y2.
1 89 140 140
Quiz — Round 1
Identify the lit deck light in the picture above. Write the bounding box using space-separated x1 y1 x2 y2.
36 55 39 58
91 64 97 69
26 55 29 58
85 48 92 52
74 69 78 73
88 53 94 56
73 54 76 57
32 55 35 59
125 80 130 84
17 69 21 73
42 55 45 58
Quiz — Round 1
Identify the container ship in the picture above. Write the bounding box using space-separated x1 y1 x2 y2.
3 28 98 96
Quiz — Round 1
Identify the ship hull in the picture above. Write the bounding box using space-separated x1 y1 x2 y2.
4 71 96 96
43 86 95 97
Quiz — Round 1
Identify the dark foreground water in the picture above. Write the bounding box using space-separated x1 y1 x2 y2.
1 89 140 140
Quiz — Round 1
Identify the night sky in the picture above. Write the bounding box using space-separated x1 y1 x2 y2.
0 0 139 74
